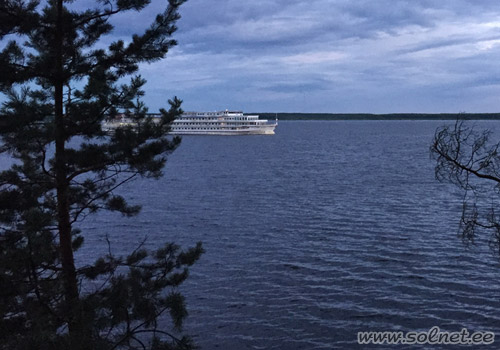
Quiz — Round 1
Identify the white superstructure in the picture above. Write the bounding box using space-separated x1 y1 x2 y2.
170 110 277 135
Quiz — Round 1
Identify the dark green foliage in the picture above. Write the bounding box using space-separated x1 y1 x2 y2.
0 0 203 349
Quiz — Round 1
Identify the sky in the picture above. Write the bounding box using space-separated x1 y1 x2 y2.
8 0 500 114
129 0 500 113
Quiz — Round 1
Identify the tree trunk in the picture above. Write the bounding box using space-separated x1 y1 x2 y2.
54 0 86 347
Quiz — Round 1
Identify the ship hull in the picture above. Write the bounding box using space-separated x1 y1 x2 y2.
169 125 276 135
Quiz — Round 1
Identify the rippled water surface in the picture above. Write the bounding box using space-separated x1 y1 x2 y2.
79 121 500 349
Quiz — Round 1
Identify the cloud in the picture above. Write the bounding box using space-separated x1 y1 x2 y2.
134 0 500 112
11 0 500 112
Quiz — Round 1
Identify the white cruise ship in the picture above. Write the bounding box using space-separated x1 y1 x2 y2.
170 110 277 135
103 110 277 135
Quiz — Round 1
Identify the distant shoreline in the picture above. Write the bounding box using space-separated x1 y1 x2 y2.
255 113 500 120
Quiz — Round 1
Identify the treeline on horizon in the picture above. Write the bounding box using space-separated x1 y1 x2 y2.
256 113 500 120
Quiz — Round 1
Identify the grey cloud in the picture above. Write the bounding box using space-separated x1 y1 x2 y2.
178 0 500 52
140 0 500 112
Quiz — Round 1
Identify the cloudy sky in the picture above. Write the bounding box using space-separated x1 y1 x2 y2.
112 1 500 113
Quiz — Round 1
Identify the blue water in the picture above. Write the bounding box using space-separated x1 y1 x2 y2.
77 120 500 349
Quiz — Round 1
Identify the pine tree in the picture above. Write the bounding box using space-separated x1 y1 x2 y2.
0 1 203 349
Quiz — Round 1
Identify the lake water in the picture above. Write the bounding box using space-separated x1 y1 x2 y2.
77 120 500 349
